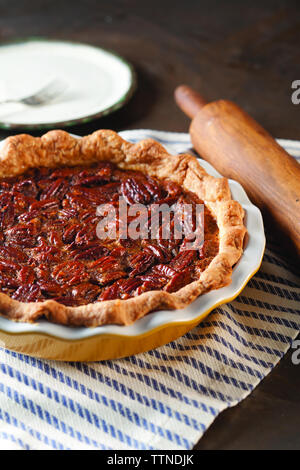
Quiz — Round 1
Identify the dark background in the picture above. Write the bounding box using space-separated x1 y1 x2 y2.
0 0 300 449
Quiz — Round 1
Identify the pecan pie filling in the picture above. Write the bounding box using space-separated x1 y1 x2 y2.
0 162 219 307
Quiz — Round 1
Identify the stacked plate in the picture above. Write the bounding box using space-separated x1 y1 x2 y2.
0 38 136 130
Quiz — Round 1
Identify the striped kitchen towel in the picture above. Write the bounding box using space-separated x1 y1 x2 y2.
0 130 299 450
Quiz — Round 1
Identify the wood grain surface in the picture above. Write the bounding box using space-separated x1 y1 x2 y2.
0 0 299 450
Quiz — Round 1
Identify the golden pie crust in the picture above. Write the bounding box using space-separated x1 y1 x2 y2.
0 130 246 326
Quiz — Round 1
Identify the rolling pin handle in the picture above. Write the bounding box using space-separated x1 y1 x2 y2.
174 85 207 119
175 85 300 254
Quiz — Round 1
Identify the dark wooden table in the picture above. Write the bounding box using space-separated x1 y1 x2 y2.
0 0 299 450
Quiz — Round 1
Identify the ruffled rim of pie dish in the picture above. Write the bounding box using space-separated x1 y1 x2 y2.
0 130 246 326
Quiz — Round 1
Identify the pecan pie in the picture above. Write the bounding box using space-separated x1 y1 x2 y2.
0 130 246 326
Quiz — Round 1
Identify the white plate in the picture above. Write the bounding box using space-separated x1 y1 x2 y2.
0 133 266 361
0 39 136 130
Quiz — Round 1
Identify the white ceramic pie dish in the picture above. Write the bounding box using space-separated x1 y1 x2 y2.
0 135 265 361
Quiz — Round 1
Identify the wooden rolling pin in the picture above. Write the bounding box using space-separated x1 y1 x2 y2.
175 85 300 255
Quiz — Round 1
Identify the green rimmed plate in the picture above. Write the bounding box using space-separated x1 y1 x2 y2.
0 38 136 130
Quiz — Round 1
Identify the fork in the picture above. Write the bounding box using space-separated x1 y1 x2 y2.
0 79 67 106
